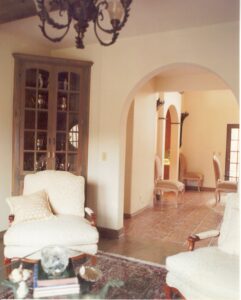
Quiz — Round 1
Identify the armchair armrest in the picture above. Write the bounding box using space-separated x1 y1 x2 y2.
84 207 96 227
188 230 220 251
8 214 15 226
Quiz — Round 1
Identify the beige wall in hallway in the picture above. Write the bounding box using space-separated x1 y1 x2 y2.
181 90 239 188
124 82 157 215
124 101 134 214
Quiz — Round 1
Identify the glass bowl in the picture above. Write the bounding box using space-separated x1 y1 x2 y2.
41 245 69 277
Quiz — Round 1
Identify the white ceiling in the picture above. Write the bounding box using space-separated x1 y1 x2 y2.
0 0 239 50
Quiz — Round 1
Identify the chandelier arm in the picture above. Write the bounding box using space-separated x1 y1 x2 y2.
36 0 71 30
93 21 119 46
119 0 132 30
94 0 132 34
39 21 70 43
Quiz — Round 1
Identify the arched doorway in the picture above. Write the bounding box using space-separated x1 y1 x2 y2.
120 63 238 221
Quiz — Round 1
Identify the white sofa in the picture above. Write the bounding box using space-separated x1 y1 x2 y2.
165 193 239 300
4 171 99 260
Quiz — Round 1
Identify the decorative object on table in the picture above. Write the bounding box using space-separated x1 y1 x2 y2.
33 258 79 298
1 263 32 299
35 259 78 286
41 245 69 277
33 0 133 49
9 264 32 283
33 252 80 298
79 265 102 282
33 281 79 298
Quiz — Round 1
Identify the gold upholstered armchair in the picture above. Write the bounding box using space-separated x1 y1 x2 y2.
212 154 238 204
179 153 204 192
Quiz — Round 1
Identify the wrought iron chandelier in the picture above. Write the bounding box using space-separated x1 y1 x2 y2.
34 0 132 49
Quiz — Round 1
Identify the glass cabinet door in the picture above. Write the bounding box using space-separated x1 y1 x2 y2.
23 68 49 172
55 71 80 172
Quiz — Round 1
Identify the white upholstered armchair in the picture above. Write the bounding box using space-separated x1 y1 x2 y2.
165 193 239 300
4 171 99 262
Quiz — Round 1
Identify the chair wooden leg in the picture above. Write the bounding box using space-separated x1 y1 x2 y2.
164 284 173 299
4 257 12 277
215 190 218 205
4 257 11 265
165 284 186 300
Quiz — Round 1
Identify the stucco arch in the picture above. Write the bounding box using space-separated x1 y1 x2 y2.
118 62 237 229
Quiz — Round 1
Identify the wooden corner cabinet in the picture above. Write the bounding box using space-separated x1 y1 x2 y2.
12 53 93 195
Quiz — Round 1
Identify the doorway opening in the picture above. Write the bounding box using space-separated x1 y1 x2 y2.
119 63 238 261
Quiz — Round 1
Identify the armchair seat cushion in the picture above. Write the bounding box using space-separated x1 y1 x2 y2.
4 215 99 248
166 247 239 300
217 180 237 191
155 180 184 192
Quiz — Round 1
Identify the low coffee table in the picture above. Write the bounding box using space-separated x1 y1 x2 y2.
0 249 98 299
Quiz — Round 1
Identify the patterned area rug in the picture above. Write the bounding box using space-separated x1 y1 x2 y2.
1 251 176 299
74 251 168 299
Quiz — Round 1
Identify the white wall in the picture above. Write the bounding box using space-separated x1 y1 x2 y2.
124 82 157 215
181 90 239 188
52 22 238 231
0 21 238 232
0 31 50 231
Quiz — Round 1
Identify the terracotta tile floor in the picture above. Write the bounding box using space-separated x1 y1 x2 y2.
0 191 224 266
99 191 224 264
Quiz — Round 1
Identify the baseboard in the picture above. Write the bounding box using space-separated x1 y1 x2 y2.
185 186 215 192
124 204 150 219
201 187 215 191
98 226 124 239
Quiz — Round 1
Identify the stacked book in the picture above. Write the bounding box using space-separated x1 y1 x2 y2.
33 260 80 298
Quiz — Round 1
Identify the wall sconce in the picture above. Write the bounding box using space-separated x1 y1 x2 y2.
180 111 189 147
156 98 165 110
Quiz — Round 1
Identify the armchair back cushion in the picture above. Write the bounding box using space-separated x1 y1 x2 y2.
155 155 163 180
213 154 222 182
23 171 85 217
6 190 54 225
218 194 239 255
